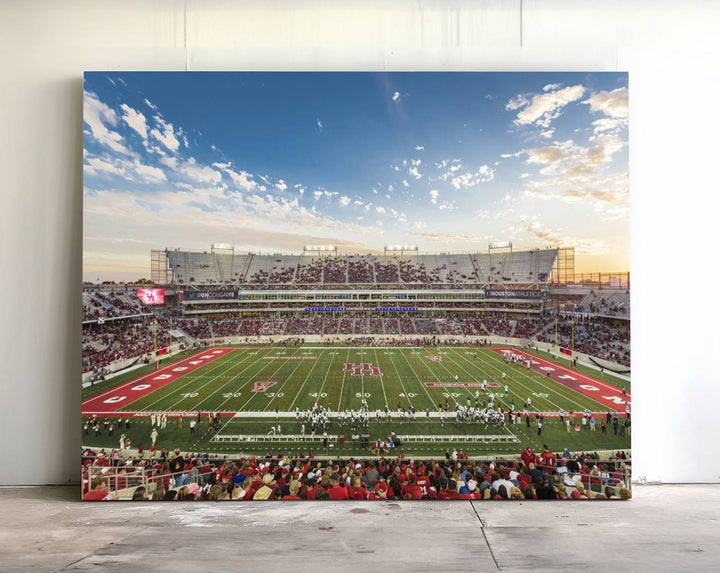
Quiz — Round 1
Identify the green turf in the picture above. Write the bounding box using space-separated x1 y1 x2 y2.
80 415 630 458
82 345 631 457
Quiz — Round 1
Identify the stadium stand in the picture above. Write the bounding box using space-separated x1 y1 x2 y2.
81 446 631 501
575 291 630 319
164 249 559 287
82 247 630 373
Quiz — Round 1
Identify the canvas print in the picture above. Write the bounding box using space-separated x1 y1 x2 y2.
82 72 630 501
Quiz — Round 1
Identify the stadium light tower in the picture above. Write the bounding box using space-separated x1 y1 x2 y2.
303 244 337 256
488 241 512 254
384 244 418 255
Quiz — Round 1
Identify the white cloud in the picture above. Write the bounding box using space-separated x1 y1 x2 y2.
583 87 629 119
411 159 421 166
120 104 148 139
414 145 424 151
543 83 562 92
212 163 258 191
412 231 487 244
150 116 180 152
316 119 323 131
313 191 323 200
509 84 586 128
506 94 530 111
523 172 629 217
86 157 124 176
83 91 133 156
519 173 531 179
540 129 554 139
402 180 409 187
339 196 351 206
159 157 177 169
524 136 625 177
409 166 422 180
446 164 495 189
375 206 386 214
429 190 439 204
522 221 611 255
144 98 157 110
392 92 400 101
275 180 288 191
134 163 167 183
177 157 221 184
583 88 629 134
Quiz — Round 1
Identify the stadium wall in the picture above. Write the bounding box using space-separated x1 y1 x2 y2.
2 1 720 485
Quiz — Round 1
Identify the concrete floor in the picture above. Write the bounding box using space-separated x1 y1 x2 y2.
0 485 717 572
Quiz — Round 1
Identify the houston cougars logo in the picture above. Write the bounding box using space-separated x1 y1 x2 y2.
425 355 442 362
343 363 384 377
252 380 278 392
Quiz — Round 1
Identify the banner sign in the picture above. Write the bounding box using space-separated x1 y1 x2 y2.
184 290 238 301
484 289 545 299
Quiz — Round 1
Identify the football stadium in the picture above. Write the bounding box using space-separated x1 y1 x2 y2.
81 244 631 500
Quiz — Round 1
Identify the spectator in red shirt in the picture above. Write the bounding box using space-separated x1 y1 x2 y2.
82 477 113 501
327 473 350 499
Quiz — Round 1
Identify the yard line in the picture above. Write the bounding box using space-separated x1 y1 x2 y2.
370 348 389 409
448 348 578 412
402 348 480 410
403 351 517 435
258 350 314 412
480 349 601 411
336 348 351 410
187 348 281 411
135 350 248 412
288 349 334 411
446 348 557 409
219 347 307 412
438 349 524 412
384 348 426 410
314 347 347 411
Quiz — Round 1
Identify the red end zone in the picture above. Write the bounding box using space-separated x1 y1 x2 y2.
491 348 630 413
82 348 235 415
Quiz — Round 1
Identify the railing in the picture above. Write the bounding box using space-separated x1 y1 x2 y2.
551 272 629 289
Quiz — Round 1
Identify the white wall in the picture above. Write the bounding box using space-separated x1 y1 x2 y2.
1 0 718 484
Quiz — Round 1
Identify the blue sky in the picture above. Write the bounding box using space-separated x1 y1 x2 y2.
83 72 628 281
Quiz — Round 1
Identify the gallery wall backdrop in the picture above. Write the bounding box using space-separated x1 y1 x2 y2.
1 0 719 486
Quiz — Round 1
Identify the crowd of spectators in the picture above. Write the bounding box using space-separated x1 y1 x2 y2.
82 446 631 501
83 290 149 322
83 311 630 372
82 317 171 373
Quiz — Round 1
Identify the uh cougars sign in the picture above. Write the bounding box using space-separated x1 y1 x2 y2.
343 363 384 377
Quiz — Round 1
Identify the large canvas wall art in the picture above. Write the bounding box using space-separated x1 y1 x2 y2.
81 72 630 501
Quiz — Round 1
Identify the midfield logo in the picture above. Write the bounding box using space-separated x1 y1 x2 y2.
342 362 384 377
252 380 278 392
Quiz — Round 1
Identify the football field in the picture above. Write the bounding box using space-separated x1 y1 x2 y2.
82 346 631 457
